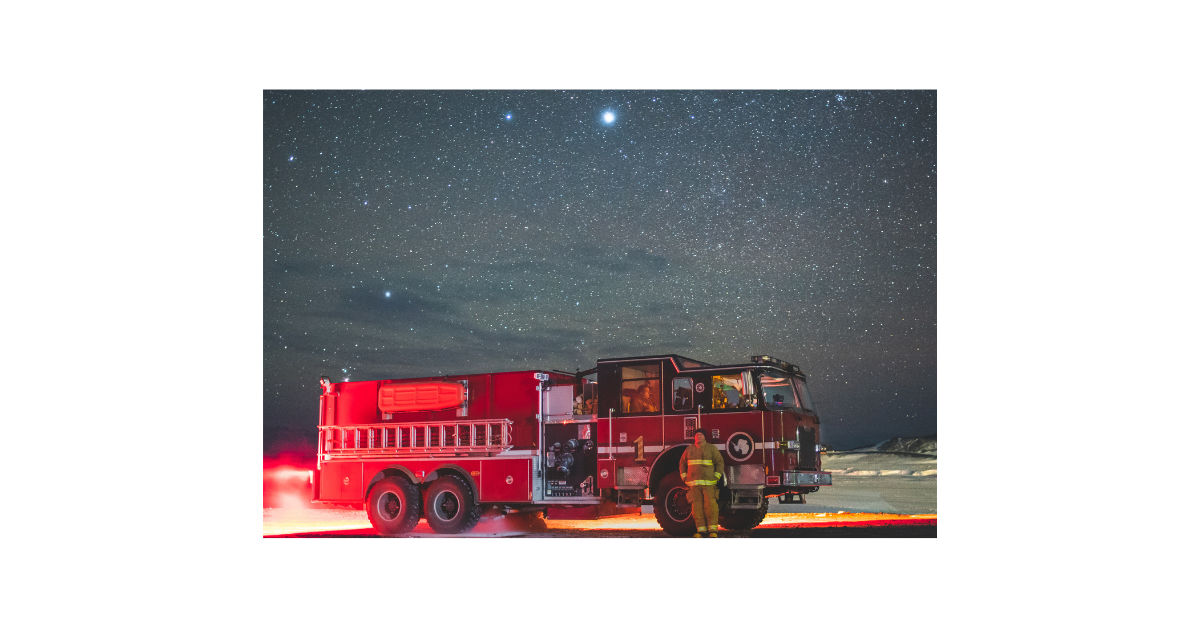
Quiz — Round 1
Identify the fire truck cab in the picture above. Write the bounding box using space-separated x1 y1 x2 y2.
311 354 831 536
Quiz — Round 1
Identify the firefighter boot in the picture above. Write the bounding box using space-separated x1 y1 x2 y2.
709 532 718 538
693 533 701 538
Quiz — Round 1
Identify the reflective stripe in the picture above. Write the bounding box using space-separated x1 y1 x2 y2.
696 526 707 532
598 445 668 454
686 479 717 486
687 460 713 466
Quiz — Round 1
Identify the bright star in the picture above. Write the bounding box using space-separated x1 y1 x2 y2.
602 110 616 125
288 156 294 161
505 112 512 120
385 291 391 297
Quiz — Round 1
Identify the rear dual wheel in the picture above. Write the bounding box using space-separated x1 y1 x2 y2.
424 475 482 535
366 476 421 536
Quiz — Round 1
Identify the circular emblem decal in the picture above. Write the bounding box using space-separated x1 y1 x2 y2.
726 432 755 462
600 469 610 479
343 476 350 486
695 382 705 393
505 475 514 485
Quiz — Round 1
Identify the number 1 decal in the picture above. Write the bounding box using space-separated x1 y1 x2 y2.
634 435 645 462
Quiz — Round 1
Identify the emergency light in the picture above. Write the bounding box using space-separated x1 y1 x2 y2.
750 355 796 371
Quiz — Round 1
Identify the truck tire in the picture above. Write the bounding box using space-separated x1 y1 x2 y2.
424 475 482 534
718 498 769 531
652 474 695 537
366 476 421 536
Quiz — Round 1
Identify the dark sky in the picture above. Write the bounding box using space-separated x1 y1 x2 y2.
263 90 936 450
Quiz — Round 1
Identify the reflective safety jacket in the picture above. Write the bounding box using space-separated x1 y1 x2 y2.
680 442 725 487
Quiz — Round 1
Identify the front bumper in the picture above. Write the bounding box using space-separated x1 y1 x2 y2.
727 465 832 488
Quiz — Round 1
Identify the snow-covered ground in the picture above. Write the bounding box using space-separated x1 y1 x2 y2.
774 451 937 514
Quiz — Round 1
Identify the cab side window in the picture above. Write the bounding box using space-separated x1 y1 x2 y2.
711 372 757 410
672 377 693 411
621 364 661 414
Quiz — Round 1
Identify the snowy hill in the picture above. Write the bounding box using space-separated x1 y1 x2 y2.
843 434 936 455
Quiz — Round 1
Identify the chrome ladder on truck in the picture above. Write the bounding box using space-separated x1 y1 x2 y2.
317 419 513 466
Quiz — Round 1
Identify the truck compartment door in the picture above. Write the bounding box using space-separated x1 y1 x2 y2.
479 458 532 502
319 461 362 501
543 385 574 421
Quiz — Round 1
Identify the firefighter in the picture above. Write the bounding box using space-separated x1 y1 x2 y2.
679 431 724 537
630 383 657 413
716 380 742 408
711 385 727 409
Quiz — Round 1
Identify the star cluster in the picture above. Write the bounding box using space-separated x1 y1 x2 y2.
263 90 936 450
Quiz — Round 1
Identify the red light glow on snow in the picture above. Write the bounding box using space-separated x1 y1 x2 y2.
263 509 935 537
263 455 315 509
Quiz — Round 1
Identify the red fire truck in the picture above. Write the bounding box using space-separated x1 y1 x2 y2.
311 354 831 536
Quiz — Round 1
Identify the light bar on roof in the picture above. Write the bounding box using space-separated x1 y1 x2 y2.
750 355 796 370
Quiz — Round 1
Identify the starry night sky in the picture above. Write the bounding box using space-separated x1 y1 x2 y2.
263 90 936 451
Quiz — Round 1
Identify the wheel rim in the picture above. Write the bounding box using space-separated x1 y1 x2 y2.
377 491 402 522
433 490 460 521
666 486 691 523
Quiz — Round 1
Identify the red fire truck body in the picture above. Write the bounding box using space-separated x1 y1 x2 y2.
311 354 831 536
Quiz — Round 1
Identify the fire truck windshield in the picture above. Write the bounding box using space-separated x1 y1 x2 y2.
794 377 815 412
758 371 812 412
